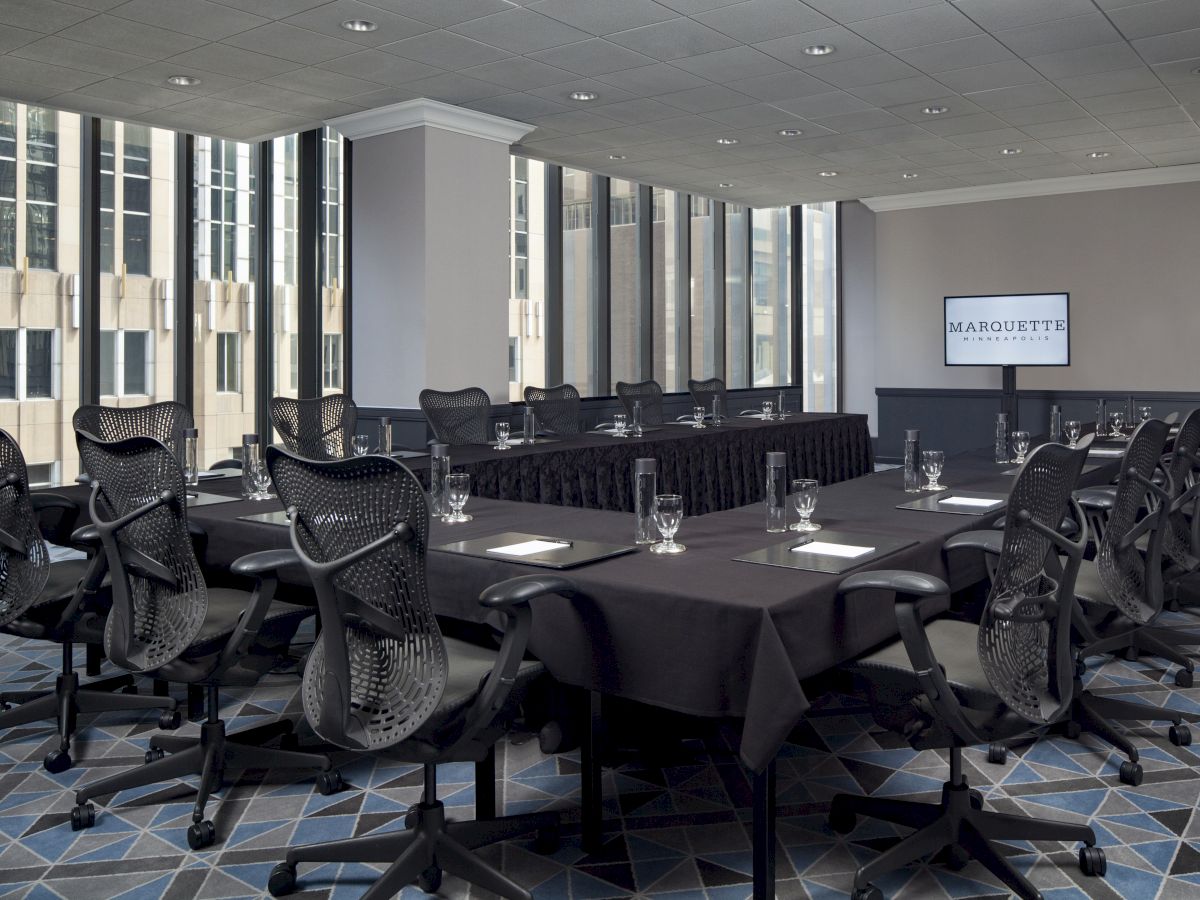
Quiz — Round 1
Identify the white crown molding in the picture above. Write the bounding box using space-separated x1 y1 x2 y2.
327 98 534 144
861 163 1200 212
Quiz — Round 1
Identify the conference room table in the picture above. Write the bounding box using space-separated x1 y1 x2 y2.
399 411 873 515
50 442 1120 898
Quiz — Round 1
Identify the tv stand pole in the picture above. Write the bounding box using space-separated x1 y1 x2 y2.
1001 365 1018 430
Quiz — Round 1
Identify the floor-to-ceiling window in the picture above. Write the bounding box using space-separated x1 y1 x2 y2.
752 207 791 387
561 168 595 396
507 156 545 401
802 202 837 411
610 178 640 391
690 196 715 381
725 204 749 389
651 187 681 392
271 134 298 416
320 126 345 397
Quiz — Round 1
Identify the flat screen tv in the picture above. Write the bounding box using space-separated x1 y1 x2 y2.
944 293 1070 367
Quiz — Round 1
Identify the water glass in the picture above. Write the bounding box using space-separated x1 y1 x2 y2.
1108 411 1125 438
650 493 685 554
693 405 706 429
445 473 472 523
613 413 628 437
351 434 370 457
1011 431 1030 464
1138 405 1153 424
1065 420 1081 448
250 460 273 500
790 479 821 532
762 400 774 420
921 450 945 491
495 422 511 450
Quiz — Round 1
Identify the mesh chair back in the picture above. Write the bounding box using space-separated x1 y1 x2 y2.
0 430 49 628
419 387 490 445
75 431 207 673
616 380 664 425
1163 408 1200 570
1097 417 1172 624
978 439 1089 724
269 394 358 460
267 446 447 751
523 384 582 435
688 378 729 415
72 402 193 461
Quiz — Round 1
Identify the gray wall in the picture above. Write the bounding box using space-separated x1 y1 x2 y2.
840 200 877 434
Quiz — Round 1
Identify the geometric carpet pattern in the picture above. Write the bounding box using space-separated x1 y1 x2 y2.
3 615 1200 898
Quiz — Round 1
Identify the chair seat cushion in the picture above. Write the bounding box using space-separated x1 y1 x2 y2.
852 618 997 705
1074 559 1111 606
2 558 98 638
183 589 313 659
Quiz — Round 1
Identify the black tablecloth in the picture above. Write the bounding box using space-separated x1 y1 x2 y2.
405 412 872 515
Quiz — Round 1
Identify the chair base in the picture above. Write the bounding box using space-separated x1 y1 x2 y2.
269 763 559 900
0 662 178 773
1081 625 1197 678
829 753 1102 900
72 686 333 848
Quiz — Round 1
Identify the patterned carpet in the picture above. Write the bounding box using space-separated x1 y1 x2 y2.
2 614 1200 900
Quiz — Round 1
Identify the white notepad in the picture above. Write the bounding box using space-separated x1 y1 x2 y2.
792 541 874 558
1089 448 1125 458
487 540 571 556
938 496 1001 508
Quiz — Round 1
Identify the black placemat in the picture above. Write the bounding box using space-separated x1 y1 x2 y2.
1003 463 1101 476
896 490 1008 515
390 450 429 459
187 491 241 508
733 529 917 575
432 531 636 569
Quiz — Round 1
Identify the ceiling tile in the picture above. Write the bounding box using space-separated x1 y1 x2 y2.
527 39 657 76
121 61 248 96
108 0 269 40
1077 88 1180 116
849 75 955 106
449 8 590 54
589 97 682 124
1107 0 1200 41
596 62 710 95
1099 105 1192 130
802 0 941 25
934 59 1042 93
0 0 95 33
727 69 831 102
382 71 507 103
1039 130 1125 150
639 113 730 137
894 34 1014 75
949 0 1097 31
753 26 880 68
1053 67 1163 99
672 46 790 82
949 127 1031 148
1149 57 1200 85
74 77 193 107
814 109 906 132
209 0 329 18
993 15 1124 58
466 92 573 121
884 95 984 121
10 35 146 76
223 23 365 65
656 83 757 112
693 0 832 44
362 0 514 28
1131 28 1200 65
525 0 677 36
918 110 1009 134
0 25 41 54
850 5 981 52
704 102 806 127
212 82 362 117
769 90 873 117
0 56 101 93
607 18 740 61
261 66 383 99
383 31 510 68
282 0 434 45
964 81 1066 111
48 90 152 118
461 57 576 91
316 49 441 84
998 99 1088 125
57 15 207 58
849 122 932 143
805 53 922 88
1024 43 1143 80
1018 117 1108 139
527 77 638 106
1114 121 1200 142
655 0 746 14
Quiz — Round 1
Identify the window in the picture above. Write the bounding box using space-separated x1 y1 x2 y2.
99 329 151 396
508 336 520 383
801 202 837 411
690 196 715 380
272 134 299 409
610 178 640 390
26 462 54 488
0 329 15 399
1 102 18 269
25 329 53 398
725 204 749 389
25 107 57 271
651 187 682 392
752 207 791 387
199 138 255 283
99 331 115 395
562 168 596 396
288 333 298 392
123 330 148 394
322 333 342 391
507 156 545 401
99 120 115 273
216 332 240 393
122 124 151 276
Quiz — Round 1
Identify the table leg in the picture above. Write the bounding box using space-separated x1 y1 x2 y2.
751 759 776 900
475 746 496 821
581 690 603 852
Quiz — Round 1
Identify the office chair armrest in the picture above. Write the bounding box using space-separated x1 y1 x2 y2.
31 493 78 513
1075 486 1116 511
230 548 301 578
479 574 578 609
71 524 100 547
838 570 948 599
943 530 1005 557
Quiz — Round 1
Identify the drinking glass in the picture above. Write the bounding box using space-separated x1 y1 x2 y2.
250 461 273 500
495 422 510 450
1011 431 1030 464
351 434 370 457
650 493 685 554
762 400 774 420
790 479 821 532
1065 420 1081 449
613 413 627 437
1138 405 1153 424
921 450 945 491
692 405 706 429
445 473 472 523
1108 411 1125 438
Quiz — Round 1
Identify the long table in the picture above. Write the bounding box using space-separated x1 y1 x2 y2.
401 412 872 515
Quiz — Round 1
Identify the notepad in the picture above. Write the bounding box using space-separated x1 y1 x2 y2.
1090 447 1125 458
487 539 572 556
938 496 1002 508
792 541 874 558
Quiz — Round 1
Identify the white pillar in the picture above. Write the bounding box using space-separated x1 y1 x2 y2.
328 100 533 409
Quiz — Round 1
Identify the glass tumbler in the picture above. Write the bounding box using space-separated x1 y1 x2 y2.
445 473 472 523
693 406 706 428
351 434 370 456
790 479 821 532
495 422 510 450
921 450 945 491
762 400 774 419
650 494 685 554
613 413 627 437
1065 420 1081 448
1011 431 1030 464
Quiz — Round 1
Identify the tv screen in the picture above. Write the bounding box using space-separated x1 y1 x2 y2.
944 293 1070 367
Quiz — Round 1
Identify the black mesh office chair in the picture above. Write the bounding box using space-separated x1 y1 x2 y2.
69 432 337 850
1160 408 1200 609
263 447 572 900
829 440 1106 899
687 377 728 417
72 401 193 460
419 387 491 445
0 429 177 773
523 384 582 435
615 379 664 425
269 393 358 460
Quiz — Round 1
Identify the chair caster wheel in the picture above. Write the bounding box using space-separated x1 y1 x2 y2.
1119 761 1144 786
267 862 297 897
968 789 983 810
829 803 856 835
316 770 344 796
187 820 216 850
120 684 138 695
1170 724 1192 746
852 886 883 900
533 823 561 854
43 749 72 774
71 802 95 831
945 845 970 870
145 747 165 764
1124 646 1140 661
987 744 1007 764
1080 845 1107 877
159 709 181 730
1065 721 1082 739
1176 669 1194 688
417 864 442 894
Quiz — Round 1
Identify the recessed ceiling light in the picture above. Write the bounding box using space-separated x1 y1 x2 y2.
1086 151 1111 159
902 172 919 179
804 44 835 56
819 171 837 177
999 147 1022 155
921 105 949 115
777 128 803 137
167 74 200 86
341 18 377 32
716 137 739 145
608 153 626 160
718 182 733 188
569 90 597 101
